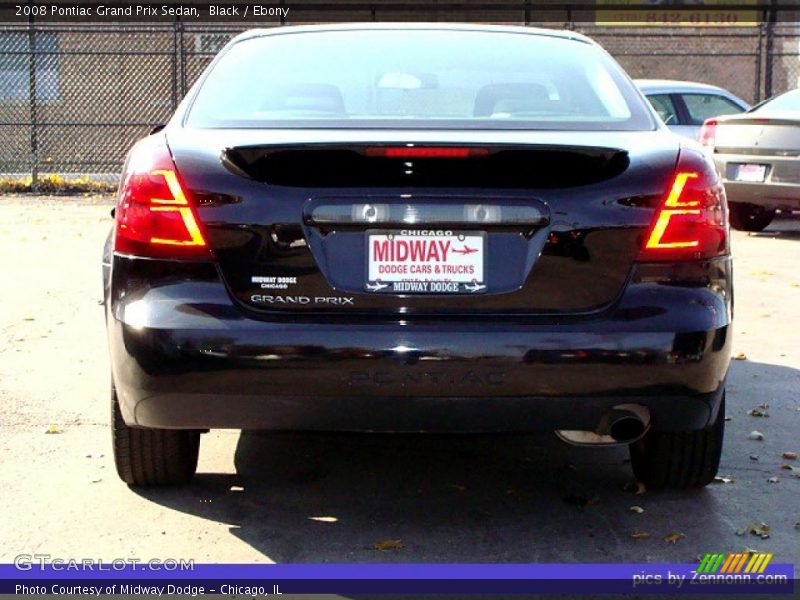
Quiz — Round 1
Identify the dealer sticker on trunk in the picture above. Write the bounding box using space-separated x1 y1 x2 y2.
365 230 486 294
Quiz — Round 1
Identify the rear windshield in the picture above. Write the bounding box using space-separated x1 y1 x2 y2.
185 29 655 131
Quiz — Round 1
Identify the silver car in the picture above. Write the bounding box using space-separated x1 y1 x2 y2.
700 89 800 231
636 79 749 139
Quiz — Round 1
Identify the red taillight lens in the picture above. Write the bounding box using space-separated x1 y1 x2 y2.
364 146 490 158
114 145 211 259
638 149 728 262
698 118 718 146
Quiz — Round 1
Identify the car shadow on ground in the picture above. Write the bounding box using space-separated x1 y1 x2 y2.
131 358 800 564
141 431 712 563
146 435 719 564
746 216 800 241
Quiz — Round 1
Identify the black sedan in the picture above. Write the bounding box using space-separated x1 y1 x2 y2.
104 24 731 489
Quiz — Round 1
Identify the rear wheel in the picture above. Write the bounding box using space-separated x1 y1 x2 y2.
728 202 775 232
630 394 724 489
112 384 200 486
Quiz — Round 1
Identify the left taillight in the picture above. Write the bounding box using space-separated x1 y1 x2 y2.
638 148 728 262
114 144 212 260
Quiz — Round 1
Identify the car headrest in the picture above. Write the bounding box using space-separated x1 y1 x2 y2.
261 83 346 114
474 83 552 117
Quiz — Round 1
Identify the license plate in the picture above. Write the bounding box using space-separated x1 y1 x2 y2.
366 230 486 294
734 164 767 182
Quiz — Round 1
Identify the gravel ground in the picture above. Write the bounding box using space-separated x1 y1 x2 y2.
0 196 798 572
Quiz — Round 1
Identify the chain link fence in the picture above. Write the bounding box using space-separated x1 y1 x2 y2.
1 17 798 183
770 24 800 97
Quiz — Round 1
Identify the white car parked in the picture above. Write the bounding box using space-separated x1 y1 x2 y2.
636 79 750 139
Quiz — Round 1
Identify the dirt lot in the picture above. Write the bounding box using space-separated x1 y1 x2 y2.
0 196 798 570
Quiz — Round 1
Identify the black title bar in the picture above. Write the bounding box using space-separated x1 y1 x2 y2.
0 1 799 24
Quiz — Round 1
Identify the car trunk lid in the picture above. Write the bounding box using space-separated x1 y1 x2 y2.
168 128 680 316
714 114 800 156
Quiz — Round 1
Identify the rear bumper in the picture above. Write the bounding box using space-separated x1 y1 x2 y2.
714 152 800 209
107 257 732 433
722 181 800 209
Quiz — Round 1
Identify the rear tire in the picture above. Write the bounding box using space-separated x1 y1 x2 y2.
630 394 724 489
112 384 200 486
728 202 775 232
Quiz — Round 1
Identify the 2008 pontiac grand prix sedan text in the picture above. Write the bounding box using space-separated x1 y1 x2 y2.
104 24 731 489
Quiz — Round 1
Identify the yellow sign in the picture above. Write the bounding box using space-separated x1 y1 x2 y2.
595 0 758 26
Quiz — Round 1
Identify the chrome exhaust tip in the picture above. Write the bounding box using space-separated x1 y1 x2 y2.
608 414 646 442
556 404 650 446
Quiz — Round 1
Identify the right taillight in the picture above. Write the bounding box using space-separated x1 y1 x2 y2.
114 143 212 260
698 118 718 146
638 149 728 262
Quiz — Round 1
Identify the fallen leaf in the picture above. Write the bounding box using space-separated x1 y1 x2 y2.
373 539 404 551
44 425 61 434
630 530 651 540
624 481 647 495
748 430 765 441
712 476 735 484
767 476 780 484
748 522 770 538
782 451 797 460
734 353 747 361
629 506 645 514
664 532 686 544
747 407 768 417
780 464 800 477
